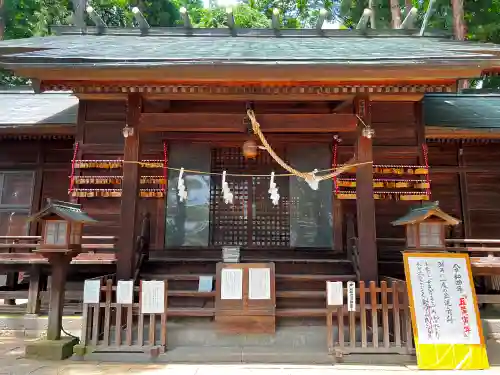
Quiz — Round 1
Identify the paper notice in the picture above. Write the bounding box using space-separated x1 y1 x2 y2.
220 268 243 300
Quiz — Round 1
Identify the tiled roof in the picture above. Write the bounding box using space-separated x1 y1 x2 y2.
0 91 77 128
392 202 460 226
30 199 96 223
424 94 500 129
1 31 500 67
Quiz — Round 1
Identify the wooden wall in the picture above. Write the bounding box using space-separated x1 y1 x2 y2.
0 137 73 235
2 98 500 251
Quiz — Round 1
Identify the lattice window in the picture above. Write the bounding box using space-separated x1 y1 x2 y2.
209 147 289 247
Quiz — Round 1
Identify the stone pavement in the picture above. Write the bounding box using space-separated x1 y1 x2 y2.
1 337 500 375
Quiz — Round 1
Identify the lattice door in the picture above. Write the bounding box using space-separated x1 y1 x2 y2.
210 147 289 247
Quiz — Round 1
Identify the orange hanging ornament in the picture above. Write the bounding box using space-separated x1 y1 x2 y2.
242 140 258 159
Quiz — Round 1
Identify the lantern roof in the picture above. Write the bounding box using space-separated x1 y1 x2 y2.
391 201 460 226
29 199 97 223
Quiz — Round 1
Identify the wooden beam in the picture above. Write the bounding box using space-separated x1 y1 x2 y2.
355 96 378 282
426 126 500 139
400 7 418 29
272 8 280 31
180 7 192 29
226 8 235 30
132 7 150 35
117 93 142 280
356 9 372 30
139 113 357 132
457 142 471 237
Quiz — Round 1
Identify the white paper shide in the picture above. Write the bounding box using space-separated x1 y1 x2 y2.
327 281 343 306
83 279 101 304
347 281 356 312
249 268 271 300
116 280 134 304
220 268 243 300
407 256 480 345
141 280 165 314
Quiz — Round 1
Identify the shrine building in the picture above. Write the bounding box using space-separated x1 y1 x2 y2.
1 8 500 324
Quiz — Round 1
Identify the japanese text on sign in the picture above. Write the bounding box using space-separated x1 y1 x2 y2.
407 257 480 344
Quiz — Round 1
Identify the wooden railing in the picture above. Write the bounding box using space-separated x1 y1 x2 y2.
0 235 118 264
76 278 168 358
326 280 413 358
0 212 151 316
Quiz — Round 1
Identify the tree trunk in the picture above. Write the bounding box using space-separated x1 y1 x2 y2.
0 0 5 40
451 0 466 40
390 0 402 28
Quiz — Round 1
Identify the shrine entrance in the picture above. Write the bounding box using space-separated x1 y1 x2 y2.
209 147 290 248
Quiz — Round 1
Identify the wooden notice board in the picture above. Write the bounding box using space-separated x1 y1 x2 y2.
215 262 276 334
403 252 489 370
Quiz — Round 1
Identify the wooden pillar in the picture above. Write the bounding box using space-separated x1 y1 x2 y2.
46 256 70 341
26 265 41 315
355 96 378 282
458 141 471 238
117 93 142 280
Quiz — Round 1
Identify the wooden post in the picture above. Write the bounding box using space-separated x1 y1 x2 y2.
26 265 41 315
355 96 378 282
458 142 471 237
46 256 70 341
117 93 142 280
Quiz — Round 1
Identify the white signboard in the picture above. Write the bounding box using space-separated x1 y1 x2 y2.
116 280 134 304
347 281 356 312
249 268 271 300
327 281 343 306
83 279 101 304
406 256 480 345
220 268 243 300
141 280 165 314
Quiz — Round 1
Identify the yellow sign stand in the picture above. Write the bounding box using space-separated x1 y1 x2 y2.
403 252 489 370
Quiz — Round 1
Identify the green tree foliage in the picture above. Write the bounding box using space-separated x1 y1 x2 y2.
197 4 270 28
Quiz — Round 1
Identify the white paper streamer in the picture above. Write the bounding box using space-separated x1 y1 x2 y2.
305 168 320 190
268 172 280 206
177 167 187 202
222 171 234 204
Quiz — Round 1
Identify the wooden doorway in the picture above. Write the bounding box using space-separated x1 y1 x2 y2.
209 147 290 247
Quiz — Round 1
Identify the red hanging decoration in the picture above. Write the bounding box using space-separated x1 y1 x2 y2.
162 141 168 193
332 136 339 194
422 143 431 197
69 142 79 194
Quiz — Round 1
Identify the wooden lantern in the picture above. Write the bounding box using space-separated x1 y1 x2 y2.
28 199 96 342
32 199 95 253
392 201 460 250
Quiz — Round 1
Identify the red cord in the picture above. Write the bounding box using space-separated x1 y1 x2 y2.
69 142 79 194
333 138 339 194
162 141 168 193
422 143 431 197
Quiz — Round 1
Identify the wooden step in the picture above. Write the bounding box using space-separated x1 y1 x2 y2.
276 308 327 317
243 258 351 263
276 291 326 298
168 307 215 317
168 290 215 297
276 274 355 281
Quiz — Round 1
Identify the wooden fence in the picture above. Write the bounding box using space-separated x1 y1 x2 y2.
77 276 168 357
326 280 414 357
